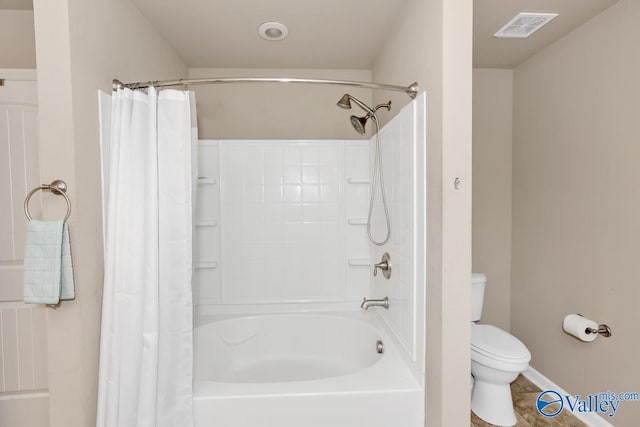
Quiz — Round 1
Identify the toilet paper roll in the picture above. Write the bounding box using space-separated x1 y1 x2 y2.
563 314 599 342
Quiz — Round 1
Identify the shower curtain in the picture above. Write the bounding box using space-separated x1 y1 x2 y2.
97 87 196 427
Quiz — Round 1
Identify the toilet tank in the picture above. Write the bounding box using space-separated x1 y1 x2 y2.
471 273 487 322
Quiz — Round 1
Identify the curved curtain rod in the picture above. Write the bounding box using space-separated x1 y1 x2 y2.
112 77 419 99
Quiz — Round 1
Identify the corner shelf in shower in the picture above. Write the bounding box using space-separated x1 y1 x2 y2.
197 177 217 185
348 218 367 225
346 177 370 185
195 261 218 270
196 219 218 228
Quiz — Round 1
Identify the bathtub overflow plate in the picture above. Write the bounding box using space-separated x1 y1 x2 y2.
376 340 385 354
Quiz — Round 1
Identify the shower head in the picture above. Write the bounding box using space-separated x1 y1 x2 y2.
336 94 374 115
337 94 352 109
350 115 369 135
337 93 391 135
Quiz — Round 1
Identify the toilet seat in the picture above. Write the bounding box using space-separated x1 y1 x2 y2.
471 324 530 363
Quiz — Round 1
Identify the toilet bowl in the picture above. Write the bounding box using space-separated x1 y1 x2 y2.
471 323 531 426
470 274 531 427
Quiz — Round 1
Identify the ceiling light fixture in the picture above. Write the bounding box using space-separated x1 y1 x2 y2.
494 12 558 38
258 22 288 41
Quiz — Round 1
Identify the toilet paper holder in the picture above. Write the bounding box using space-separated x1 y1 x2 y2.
585 324 612 338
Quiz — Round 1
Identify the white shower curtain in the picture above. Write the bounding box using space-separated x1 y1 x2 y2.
97 87 196 427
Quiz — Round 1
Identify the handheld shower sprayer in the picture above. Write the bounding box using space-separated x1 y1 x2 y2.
336 94 392 246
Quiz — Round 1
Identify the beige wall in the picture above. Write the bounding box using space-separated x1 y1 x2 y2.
512 0 640 424
0 10 36 68
32 0 186 425
0 397 49 426
373 0 473 425
188 68 372 140
472 69 513 331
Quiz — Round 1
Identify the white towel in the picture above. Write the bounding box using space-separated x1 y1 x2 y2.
23 220 75 304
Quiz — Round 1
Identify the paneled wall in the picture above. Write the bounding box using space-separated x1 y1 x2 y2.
193 140 370 306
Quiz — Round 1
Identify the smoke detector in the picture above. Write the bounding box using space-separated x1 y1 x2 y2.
494 13 558 38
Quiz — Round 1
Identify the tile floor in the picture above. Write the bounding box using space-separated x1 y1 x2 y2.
470 375 587 427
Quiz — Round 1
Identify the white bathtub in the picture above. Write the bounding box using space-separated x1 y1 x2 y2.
194 311 422 427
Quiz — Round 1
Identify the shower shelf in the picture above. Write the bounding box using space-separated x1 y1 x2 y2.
195 261 218 270
348 259 370 267
197 177 216 185
348 218 367 225
347 177 370 184
196 219 218 227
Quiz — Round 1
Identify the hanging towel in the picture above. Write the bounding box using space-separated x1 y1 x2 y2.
23 220 75 304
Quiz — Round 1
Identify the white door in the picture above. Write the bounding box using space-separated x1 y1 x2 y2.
0 68 50 427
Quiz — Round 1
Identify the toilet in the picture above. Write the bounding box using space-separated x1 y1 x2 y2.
471 273 531 427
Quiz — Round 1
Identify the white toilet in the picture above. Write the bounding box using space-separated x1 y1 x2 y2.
471 273 531 427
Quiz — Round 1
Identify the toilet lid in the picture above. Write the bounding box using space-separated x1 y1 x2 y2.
471 324 530 361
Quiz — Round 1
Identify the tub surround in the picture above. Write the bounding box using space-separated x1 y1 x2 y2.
193 139 370 305
193 94 426 383
370 93 426 381
192 95 427 426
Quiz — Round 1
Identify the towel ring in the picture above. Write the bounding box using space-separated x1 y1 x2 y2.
24 180 71 222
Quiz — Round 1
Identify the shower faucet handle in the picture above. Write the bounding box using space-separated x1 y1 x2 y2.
373 260 387 276
373 253 391 279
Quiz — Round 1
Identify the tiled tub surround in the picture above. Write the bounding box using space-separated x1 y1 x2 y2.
193 140 370 305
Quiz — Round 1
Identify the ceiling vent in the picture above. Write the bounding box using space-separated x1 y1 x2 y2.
494 13 558 38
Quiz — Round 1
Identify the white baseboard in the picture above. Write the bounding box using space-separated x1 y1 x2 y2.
523 367 613 427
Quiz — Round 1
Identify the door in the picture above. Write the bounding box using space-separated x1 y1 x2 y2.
0 68 49 427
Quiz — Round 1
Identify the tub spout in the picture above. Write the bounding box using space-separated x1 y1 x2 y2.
360 296 389 310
